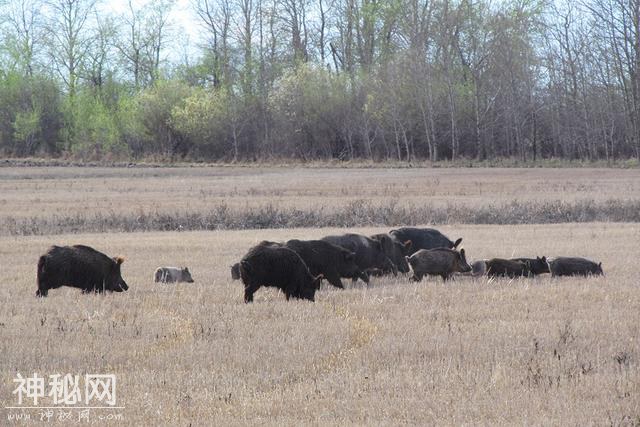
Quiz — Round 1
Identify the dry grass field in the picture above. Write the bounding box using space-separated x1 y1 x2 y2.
0 167 639 425
1 166 639 221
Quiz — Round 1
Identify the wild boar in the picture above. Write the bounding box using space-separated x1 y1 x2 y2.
406 248 471 281
322 233 396 283
510 257 550 276
549 257 604 277
471 260 488 277
154 267 194 283
389 227 462 255
238 243 323 303
370 233 412 274
485 258 531 278
284 239 361 289
36 245 129 297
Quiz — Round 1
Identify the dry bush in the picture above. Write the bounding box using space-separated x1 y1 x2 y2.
0 223 638 425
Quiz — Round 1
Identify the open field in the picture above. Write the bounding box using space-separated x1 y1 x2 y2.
1 223 639 425
1 166 639 235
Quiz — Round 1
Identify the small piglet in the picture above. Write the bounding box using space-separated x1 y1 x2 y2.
154 267 195 283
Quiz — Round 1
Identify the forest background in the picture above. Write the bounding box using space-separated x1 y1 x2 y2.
2 0 640 163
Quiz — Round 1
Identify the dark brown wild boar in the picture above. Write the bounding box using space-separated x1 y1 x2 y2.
284 239 361 289
36 245 129 297
321 233 396 284
510 257 550 276
550 257 604 277
389 227 462 255
232 240 361 289
370 233 412 274
405 248 471 281
238 243 323 303
486 258 530 278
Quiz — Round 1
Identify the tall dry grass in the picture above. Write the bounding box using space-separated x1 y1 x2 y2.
0 223 638 425
1 166 639 235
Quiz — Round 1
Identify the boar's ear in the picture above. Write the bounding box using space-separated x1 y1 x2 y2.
453 238 463 248
459 248 466 257
113 256 125 265
541 256 547 262
184 267 190 273
404 240 412 250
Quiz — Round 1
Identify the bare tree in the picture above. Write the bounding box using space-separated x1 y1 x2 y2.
45 0 96 97
194 0 231 87
278 0 309 63
1 0 45 75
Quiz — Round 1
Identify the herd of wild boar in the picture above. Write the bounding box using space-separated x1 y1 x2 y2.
35 227 604 302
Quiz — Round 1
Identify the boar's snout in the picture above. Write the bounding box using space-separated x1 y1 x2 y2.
458 249 472 273
114 279 129 292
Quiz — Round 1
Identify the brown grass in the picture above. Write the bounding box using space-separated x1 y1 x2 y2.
1 166 639 235
1 223 639 425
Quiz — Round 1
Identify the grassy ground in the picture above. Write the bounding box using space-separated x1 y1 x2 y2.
1 223 638 425
1 167 639 235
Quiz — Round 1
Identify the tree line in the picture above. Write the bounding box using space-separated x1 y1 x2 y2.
1 0 639 162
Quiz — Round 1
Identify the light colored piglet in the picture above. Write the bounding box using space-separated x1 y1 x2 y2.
154 267 194 283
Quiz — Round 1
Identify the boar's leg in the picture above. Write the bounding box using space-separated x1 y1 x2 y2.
36 257 49 297
366 268 384 277
358 270 370 285
36 278 50 297
385 258 398 276
409 272 423 282
324 273 344 289
244 285 260 303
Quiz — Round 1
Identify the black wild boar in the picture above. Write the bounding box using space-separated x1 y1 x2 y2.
485 258 531 278
406 248 471 281
365 268 385 277
36 245 129 297
321 233 396 283
370 233 412 274
232 240 361 288
549 257 604 277
238 243 323 303
230 241 290 281
510 257 550 276
284 239 361 289
389 227 462 255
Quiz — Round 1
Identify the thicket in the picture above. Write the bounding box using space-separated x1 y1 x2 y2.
2 0 640 162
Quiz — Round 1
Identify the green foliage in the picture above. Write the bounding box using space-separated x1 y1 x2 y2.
0 72 62 156
171 87 231 158
135 80 194 157
0 0 638 161
69 91 128 159
13 107 40 148
114 94 146 154
270 64 354 158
